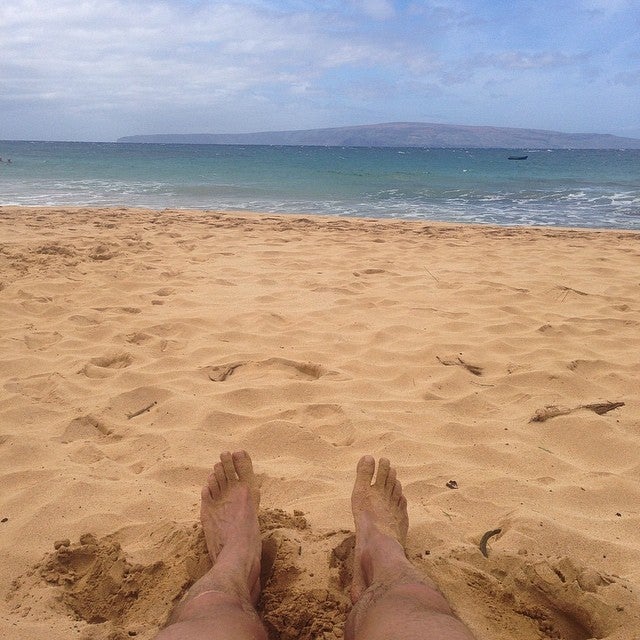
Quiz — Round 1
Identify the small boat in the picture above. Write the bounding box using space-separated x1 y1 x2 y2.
508 155 528 160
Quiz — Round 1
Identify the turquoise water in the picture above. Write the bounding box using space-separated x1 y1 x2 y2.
1 141 639 229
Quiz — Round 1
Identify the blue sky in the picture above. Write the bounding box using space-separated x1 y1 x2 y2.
1 0 638 141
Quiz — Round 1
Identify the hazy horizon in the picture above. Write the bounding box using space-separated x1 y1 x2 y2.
3 120 640 146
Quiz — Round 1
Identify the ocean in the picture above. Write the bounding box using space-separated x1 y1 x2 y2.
1 141 639 229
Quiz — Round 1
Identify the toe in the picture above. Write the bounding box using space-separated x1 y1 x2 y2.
374 457 391 488
220 451 237 483
214 461 227 490
201 484 213 503
391 478 403 502
205 471 220 499
232 450 254 480
384 467 397 495
354 455 375 490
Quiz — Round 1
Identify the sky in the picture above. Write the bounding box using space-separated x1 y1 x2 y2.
1 0 639 141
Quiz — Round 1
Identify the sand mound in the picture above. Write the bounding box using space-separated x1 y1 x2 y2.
9 509 354 640
10 510 638 639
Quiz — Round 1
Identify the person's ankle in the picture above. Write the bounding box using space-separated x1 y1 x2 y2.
358 536 412 586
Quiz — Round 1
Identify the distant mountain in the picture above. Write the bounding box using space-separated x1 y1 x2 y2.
117 122 640 149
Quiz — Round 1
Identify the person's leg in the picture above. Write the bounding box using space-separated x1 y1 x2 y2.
155 450 267 640
344 456 476 640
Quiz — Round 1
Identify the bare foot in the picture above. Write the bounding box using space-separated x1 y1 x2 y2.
346 457 476 640
200 450 262 604
350 455 410 603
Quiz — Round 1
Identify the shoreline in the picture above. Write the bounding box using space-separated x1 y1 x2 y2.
3 203 640 235
1 206 639 639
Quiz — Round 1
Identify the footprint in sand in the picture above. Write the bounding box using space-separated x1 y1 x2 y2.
153 287 175 297
3 372 65 403
125 331 153 345
55 415 118 443
203 358 340 383
80 352 134 378
88 245 117 261
68 443 106 464
23 331 63 350
124 332 178 354
298 403 356 448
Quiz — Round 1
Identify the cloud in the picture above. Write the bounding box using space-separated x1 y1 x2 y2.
0 0 637 139
0 3 309 116
0 0 431 112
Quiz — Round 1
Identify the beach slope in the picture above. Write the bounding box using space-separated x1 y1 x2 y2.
1 207 639 639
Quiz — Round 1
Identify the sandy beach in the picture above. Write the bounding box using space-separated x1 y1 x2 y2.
1 205 639 640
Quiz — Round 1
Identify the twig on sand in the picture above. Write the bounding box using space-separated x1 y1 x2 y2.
207 362 243 382
479 529 502 558
458 359 483 376
530 401 625 423
436 355 483 376
557 285 589 302
530 405 572 422
558 285 588 296
127 401 157 419
581 401 625 415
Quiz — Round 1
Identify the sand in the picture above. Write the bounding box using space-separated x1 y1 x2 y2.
1 206 639 640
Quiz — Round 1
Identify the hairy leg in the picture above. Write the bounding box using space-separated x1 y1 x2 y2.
345 456 476 640
155 450 267 640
